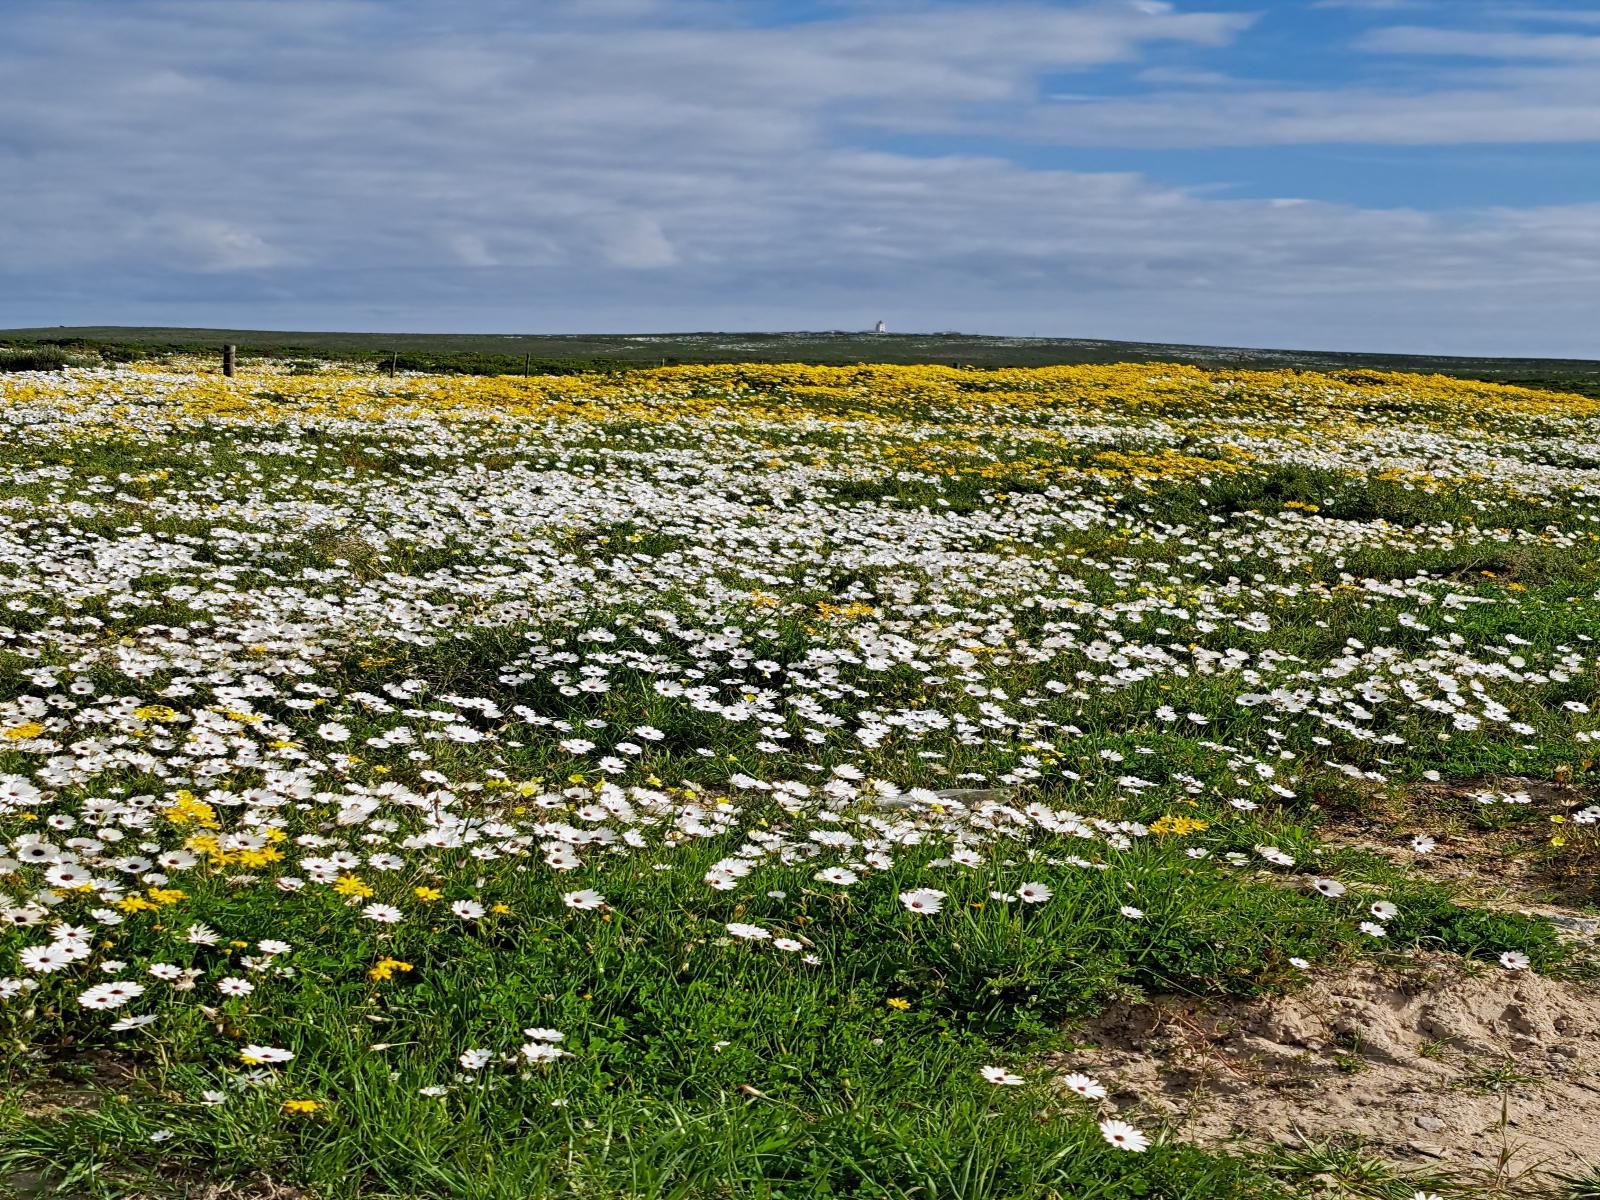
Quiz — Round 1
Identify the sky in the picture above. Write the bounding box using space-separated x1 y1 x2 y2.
2 0 1599 357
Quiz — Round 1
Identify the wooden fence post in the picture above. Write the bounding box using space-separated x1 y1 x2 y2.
222 344 236 378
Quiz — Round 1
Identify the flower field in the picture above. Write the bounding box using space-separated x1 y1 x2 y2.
2 360 1598 1198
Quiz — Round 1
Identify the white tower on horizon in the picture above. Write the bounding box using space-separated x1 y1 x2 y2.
874 319 886 334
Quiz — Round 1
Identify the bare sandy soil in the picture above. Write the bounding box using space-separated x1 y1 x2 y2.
1056 953 1600 1190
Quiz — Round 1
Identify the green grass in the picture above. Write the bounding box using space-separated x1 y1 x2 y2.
1 360 1598 1198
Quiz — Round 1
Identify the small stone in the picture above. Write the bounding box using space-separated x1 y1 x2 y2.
1545 914 1600 936
932 787 1017 805
1408 1142 1446 1158
1414 1115 1445 1133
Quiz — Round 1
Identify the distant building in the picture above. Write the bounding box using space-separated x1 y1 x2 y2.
874 319 886 334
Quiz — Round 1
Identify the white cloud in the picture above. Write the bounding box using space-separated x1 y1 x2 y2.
0 0 1597 354
1010 75 1600 146
445 233 499 268
1483 5 1600 25
1360 25 1600 57
1311 0 1433 11
597 215 678 269
155 219 290 272
1134 66 1236 85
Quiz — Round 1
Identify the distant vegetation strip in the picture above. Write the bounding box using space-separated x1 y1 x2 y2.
3 325 1597 398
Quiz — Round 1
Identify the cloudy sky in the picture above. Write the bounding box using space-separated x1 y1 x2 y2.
3 0 1599 355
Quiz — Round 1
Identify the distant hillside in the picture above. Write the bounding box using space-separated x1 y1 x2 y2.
3 325 1597 396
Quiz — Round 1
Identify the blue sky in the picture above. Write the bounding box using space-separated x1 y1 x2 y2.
2 0 1599 356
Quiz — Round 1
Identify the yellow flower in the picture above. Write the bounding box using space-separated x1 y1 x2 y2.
885 997 911 1011
333 874 374 899
816 601 875 620
282 1098 321 1114
368 957 414 982
2 722 45 740
1149 815 1209 836
413 886 443 902
163 792 220 829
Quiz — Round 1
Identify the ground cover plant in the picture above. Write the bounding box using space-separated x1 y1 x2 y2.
0 359 1597 1199
6 327 1600 397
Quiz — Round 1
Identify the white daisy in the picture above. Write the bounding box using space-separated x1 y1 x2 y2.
1061 1072 1106 1100
979 1065 1023 1086
1098 1119 1149 1152
899 888 946 915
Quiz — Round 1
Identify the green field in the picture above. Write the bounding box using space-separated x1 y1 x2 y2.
1 358 1597 1200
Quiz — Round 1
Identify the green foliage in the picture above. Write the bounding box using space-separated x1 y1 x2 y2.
3 326 1600 394
1556 1164 1600 1200
0 346 93 372
1387 893 1569 970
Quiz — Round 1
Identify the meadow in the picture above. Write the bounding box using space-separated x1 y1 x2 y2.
1 358 1598 1199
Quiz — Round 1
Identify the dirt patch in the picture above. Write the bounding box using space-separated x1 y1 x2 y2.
1320 774 1600 912
11 1053 138 1118
1321 825 1600 943
6 1057 310 1200
0 1175 308 1200
188 1180 310 1200
1056 954 1600 1186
